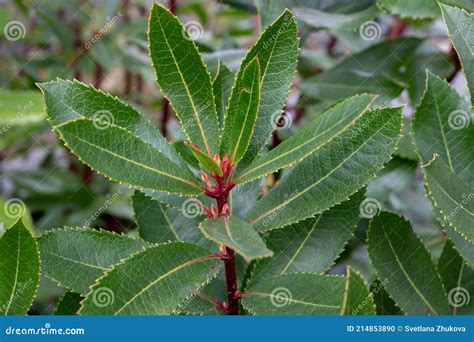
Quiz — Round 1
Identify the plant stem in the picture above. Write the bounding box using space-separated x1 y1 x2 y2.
223 247 240 315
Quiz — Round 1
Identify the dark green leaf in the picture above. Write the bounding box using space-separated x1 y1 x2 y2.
55 291 83 315
342 266 375 315
212 62 235 128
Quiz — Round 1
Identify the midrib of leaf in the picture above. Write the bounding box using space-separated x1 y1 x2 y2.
381 224 438 315
453 263 464 315
251 122 389 225
4 228 21 315
41 251 107 271
237 97 371 182
279 215 321 274
433 95 454 170
154 14 213 155
58 128 201 190
114 255 217 315
245 292 341 309
159 205 181 241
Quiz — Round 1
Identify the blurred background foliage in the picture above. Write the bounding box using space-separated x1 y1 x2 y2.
0 0 472 314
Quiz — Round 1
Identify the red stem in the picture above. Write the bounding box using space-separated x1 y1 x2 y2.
447 45 461 82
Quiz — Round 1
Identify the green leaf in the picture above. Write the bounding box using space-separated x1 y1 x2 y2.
441 4 474 105
438 240 474 315
422 157 474 243
378 0 440 19
132 191 214 250
445 225 474 268
212 62 235 128
367 212 450 315
249 192 363 282
80 242 221 315
39 227 150 294
342 266 375 315
299 38 420 101
411 72 474 185
38 79 201 196
250 106 402 231
237 10 299 165
295 5 382 31
254 0 291 28
242 273 345 315
55 291 83 315
186 142 223 176
236 94 376 184
0 219 40 315
149 4 220 155
221 57 261 164
371 278 403 315
199 217 273 262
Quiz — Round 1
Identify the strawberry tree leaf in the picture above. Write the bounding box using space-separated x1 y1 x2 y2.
199 217 273 262
295 5 382 31
444 225 474 268
221 57 261 164
236 94 376 184
367 212 450 315
0 219 40 315
149 4 220 155
250 106 402 231
237 9 299 165
254 0 291 28
39 227 150 294
38 80 202 196
411 72 474 185
186 142 223 176
212 62 234 128
249 191 363 283
342 266 375 315
80 242 221 315
438 240 474 315
242 273 345 315
441 4 474 105
378 0 440 19
422 157 474 243
371 279 403 315
55 291 83 316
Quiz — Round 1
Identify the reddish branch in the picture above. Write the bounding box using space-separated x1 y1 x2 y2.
447 45 462 82
387 18 407 39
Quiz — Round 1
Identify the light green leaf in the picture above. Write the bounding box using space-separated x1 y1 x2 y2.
299 38 420 101
378 0 440 19
149 4 220 155
199 217 273 262
342 266 375 315
212 62 235 128
236 94 376 184
237 10 299 165
80 242 221 315
295 5 381 31
254 0 291 28
250 106 402 231
249 191 363 282
438 240 474 315
0 219 40 315
445 225 474 268
368 212 450 315
422 157 474 243
55 291 83 315
221 57 261 164
441 4 474 105
242 273 345 315
39 227 150 294
411 72 474 185
186 142 223 176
